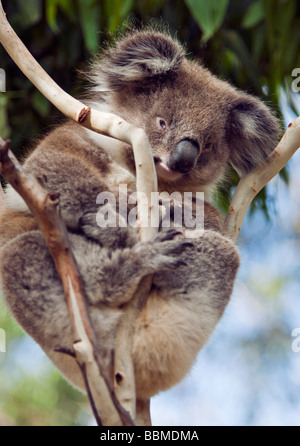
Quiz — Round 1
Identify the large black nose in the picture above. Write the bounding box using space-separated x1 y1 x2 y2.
168 139 200 174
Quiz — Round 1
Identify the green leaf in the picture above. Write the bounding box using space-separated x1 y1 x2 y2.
184 0 229 42
45 0 59 32
242 0 265 28
78 0 101 53
223 30 263 93
264 0 297 96
0 95 10 139
105 0 134 33
137 0 163 14
32 91 50 118
278 166 289 185
45 0 75 32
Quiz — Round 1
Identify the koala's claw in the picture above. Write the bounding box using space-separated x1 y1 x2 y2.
138 230 192 273
180 241 194 249
154 229 183 242
80 210 139 249
154 253 187 272
79 210 97 227
79 211 101 240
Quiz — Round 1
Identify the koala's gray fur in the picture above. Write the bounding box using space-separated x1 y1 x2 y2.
0 29 280 400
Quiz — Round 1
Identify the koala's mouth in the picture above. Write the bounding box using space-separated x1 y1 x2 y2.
154 158 183 181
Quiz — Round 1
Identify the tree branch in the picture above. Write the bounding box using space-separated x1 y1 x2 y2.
0 140 134 426
223 117 300 241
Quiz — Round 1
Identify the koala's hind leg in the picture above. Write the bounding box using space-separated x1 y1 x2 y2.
0 231 74 351
0 228 190 344
0 229 126 389
0 228 192 391
132 230 240 399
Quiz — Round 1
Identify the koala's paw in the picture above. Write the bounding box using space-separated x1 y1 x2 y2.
79 208 138 249
138 229 193 272
79 210 102 239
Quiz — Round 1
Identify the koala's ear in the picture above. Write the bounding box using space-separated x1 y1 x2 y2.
226 95 281 175
92 31 185 91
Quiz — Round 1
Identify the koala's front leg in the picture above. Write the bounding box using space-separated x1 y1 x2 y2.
75 229 190 308
153 229 240 317
79 204 139 249
24 151 111 231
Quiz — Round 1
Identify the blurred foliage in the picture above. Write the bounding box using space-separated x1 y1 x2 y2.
0 0 299 213
0 0 300 426
0 297 90 426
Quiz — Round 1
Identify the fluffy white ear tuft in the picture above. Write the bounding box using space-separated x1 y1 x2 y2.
90 30 185 92
226 96 281 175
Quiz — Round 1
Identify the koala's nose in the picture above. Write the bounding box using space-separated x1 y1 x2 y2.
168 139 200 174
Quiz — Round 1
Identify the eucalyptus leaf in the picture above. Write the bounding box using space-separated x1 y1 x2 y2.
0 95 10 139
32 91 50 118
45 0 75 32
78 0 101 53
242 0 265 28
105 0 134 33
184 0 229 41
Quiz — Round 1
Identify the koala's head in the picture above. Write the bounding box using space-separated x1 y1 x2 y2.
91 30 281 195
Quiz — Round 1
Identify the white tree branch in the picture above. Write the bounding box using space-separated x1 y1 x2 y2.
224 117 300 241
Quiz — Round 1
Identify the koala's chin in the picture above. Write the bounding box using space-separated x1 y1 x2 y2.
155 160 184 182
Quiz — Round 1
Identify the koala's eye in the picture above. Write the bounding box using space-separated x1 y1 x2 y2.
157 118 167 131
203 141 214 152
160 120 166 130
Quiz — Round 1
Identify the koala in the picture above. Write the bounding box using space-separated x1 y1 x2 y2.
0 29 280 404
